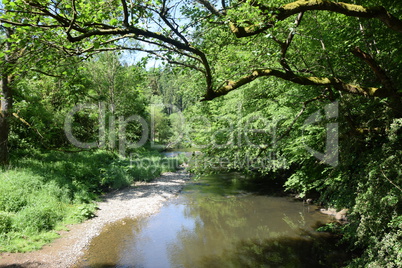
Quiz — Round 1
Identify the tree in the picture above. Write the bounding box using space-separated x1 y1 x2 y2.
83 51 149 152
1 1 401 155
1 0 402 265
0 26 14 164
0 6 90 163
1 1 401 104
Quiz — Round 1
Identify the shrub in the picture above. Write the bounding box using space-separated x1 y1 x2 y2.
13 193 65 233
0 149 182 252
0 212 12 234
0 171 43 212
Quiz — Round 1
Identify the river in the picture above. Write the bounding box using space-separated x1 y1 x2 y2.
75 172 347 267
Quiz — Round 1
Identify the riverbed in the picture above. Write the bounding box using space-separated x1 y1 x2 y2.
75 173 346 267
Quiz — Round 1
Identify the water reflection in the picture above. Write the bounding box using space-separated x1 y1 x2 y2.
77 174 345 268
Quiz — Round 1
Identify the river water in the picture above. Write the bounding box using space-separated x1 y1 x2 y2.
76 173 346 267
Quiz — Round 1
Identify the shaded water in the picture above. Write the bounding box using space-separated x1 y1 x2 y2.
76 173 346 268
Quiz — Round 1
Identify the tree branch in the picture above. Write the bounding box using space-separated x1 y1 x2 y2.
280 12 304 73
121 0 130 27
197 0 223 17
202 69 395 101
30 69 62 78
230 0 402 38
221 0 227 15
66 0 77 36
0 19 61 28
158 4 190 46
135 37 203 64
33 6 214 92
132 49 205 73
351 46 395 91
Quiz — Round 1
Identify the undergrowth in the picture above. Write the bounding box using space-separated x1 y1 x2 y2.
0 149 183 252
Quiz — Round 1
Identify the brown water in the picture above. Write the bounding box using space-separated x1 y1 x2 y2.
76 173 346 268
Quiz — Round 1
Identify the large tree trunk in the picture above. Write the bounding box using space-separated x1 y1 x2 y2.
0 74 12 165
0 28 14 166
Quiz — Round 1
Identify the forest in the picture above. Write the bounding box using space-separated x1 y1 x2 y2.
1 0 402 266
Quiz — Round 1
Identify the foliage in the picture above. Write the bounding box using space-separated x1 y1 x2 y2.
8 52 150 153
0 150 182 252
1 0 402 265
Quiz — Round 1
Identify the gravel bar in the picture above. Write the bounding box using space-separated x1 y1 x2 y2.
0 170 190 268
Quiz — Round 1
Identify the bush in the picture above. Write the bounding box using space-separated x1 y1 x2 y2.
14 205 63 233
0 212 12 234
12 190 65 233
0 149 182 252
0 171 43 212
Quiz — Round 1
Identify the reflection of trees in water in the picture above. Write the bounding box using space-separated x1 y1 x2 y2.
198 233 348 268
170 194 250 264
168 193 340 268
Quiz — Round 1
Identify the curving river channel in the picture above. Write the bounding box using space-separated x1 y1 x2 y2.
75 172 347 268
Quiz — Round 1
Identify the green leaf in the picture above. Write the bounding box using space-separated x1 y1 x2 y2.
110 18 118 26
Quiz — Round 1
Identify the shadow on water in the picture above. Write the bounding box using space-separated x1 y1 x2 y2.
183 172 286 197
194 232 348 268
78 233 348 268
76 172 351 268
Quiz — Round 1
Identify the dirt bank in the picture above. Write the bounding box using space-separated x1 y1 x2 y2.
0 170 190 268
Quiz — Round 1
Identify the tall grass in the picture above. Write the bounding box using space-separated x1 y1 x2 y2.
0 149 183 252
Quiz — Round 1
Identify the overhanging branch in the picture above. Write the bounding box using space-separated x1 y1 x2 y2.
14 1 214 93
203 68 394 101
230 0 402 37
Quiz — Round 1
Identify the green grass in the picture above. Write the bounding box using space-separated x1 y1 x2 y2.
0 149 183 252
